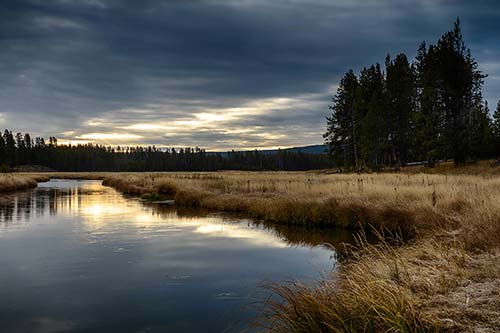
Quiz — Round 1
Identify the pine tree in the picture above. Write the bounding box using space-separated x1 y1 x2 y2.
324 70 358 168
24 133 32 149
470 101 494 160
385 53 416 166
355 64 386 168
414 43 444 166
435 18 485 164
3 130 16 165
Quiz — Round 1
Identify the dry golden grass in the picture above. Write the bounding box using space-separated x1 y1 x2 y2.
0 174 49 193
260 243 442 332
11 168 500 332
262 238 500 332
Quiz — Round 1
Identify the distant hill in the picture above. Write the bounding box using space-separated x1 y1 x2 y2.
209 145 327 156
260 145 327 155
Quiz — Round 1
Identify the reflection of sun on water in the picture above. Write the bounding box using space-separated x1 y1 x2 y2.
196 224 225 234
79 199 161 232
135 213 158 223
83 204 125 217
84 204 104 216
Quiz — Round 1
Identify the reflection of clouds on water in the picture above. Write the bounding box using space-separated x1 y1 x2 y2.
194 223 288 249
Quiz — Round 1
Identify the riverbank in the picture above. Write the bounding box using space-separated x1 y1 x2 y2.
0 174 49 193
2 170 500 331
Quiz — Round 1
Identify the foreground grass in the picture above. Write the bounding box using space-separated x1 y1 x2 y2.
9 169 500 331
260 238 500 332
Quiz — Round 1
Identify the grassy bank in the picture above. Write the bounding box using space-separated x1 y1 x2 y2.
0 174 49 193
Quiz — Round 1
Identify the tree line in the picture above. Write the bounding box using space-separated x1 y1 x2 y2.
324 19 500 169
0 130 332 171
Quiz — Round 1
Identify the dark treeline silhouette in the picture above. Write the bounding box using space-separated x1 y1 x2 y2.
0 130 332 171
324 19 500 169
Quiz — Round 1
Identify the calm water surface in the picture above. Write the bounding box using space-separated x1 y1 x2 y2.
0 180 343 332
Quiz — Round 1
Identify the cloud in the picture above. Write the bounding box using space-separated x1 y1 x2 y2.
76 133 143 140
0 0 499 149
34 16 86 30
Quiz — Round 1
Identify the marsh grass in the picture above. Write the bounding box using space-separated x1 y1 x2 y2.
0 174 49 193
259 240 448 333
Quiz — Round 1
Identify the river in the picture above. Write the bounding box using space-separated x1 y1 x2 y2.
0 179 345 332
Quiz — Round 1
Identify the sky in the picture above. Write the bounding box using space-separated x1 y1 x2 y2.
1 0 499 151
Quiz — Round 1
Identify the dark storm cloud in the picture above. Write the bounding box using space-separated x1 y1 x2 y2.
0 0 499 149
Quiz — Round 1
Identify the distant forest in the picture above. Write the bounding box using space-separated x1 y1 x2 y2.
0 132 332 172
324 19 500 169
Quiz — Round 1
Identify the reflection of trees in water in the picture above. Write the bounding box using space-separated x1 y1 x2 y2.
0 199 15 223
0 191 36 223
0 186 113 227
0 188 74 223
36 191 47 217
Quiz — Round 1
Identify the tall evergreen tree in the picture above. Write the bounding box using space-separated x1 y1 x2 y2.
324 70 358 167
385 53 416 165
355 64 386 168
414 43 444 166
434 18 485 164
24 133 32 149
469 101 494 160
3 130 16 165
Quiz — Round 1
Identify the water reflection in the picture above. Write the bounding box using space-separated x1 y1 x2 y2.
0 180 341 332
